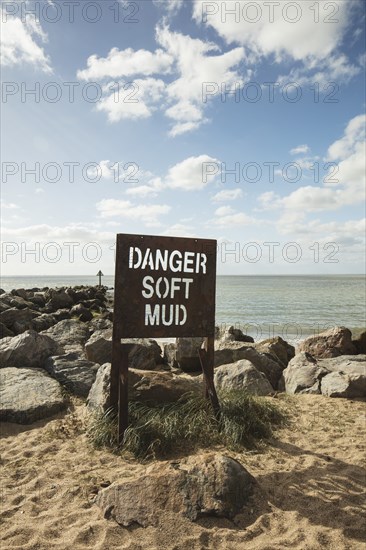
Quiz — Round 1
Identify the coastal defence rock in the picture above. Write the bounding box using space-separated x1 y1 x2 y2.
87 363 202 412
214 341 284 390
85 331 163 370
44 353 100 397
165 337 204 372
297 326 356 358
41 319 90 356
45 288 74 311
255 337 295 368
96 453 254 526
0 367 67 424
352 330 366 354
214 360 273 396
215 325 254 344
281 352 366 398
0 330 62 369
318 355 366 398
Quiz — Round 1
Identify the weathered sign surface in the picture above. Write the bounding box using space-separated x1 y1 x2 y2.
113 234 217 339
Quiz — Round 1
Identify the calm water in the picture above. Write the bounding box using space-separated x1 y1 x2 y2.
1 275 365 343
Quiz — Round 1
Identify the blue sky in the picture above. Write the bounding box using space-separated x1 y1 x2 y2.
1 0 365 275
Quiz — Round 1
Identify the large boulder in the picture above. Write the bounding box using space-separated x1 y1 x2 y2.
0 330 62 369
214 341 283 389
281 353 366 398
216 325 254 344
44 353 100 397
45 288 74 311
41 319 90 356
85 329 112 364
96 453 253 526
169 338 204 372
280 352 328 394
255 337 295 367
352 330 366 354
31 313 57 333
70 303 93 322
85 331 162 370
0 322 14 339
318 355 366 398
214 360 273 396
297 326 356 358
0 367 67 424
0 307 39 332
86 363 202 412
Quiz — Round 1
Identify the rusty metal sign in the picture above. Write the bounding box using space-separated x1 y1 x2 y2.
113 233 217 339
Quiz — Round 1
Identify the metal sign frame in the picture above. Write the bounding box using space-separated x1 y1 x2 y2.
110 233 220 444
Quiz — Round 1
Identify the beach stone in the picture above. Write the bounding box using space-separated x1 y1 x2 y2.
0 322 14 339
28 293 46 308
41 319 90 356
88 318 113 334
96 453 253 526
31 313 57 333
281 352 329 395
53 309 71 322
0 367 67 424
45 288 74 311
318 355 366 398
44 353 100 397
86 363 111 412
297 326 356 358
352 330 366 354
0 307 38 330
0 330 62 369
255 337 295 367
214 342 283 389
87 364 202 412
85 331 162 370
171 337 204 372
216 325 254 343
214 360 273 395
70 303 93 322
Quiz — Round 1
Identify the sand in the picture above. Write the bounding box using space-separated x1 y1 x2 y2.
1 395 365 550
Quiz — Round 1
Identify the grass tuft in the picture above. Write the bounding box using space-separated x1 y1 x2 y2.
86 390 287 459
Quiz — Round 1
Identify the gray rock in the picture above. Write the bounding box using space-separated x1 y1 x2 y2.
0 307 39 330
255 337 295 367
0 322 14 339
216 325 254 343
297 326 356 358
214 342 283 389
214 360 273 395
0 367 67 424
0 330 62 369
85 331 162 370
173 337 204 372
87 363 202 412
44 353 100 397
31 313 57 333
42 319 90 356
70 303 93 322
86 363 111 412
319 355 366 398
45 288 74 311
96 453 253 526
352 330 366 354
88 318 113 334
85 329 112 364
281 352 328 394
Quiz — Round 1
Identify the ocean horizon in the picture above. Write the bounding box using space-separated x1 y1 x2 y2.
1 274 365 344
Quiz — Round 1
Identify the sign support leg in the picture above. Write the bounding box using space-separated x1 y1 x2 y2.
199 336 220 419
118 344 132 446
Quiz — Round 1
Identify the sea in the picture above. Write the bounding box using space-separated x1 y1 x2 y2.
1 275 365 344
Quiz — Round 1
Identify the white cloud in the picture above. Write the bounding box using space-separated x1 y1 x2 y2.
211 188 243 202
0 223 114 243
215 205 235 217
258 113 366 215
161 223 196 237
290 144 310 155
193 0 350 62
1 201 20 210
125 185 159 198
77 25 246 135
0 14 51 72
77 47 173 80
164 155 220 190
96 78 166 122
96 199 171 226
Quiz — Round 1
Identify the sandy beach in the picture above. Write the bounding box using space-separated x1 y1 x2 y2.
1 394 365 550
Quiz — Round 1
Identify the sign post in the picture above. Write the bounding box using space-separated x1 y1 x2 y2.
111 233 218 445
